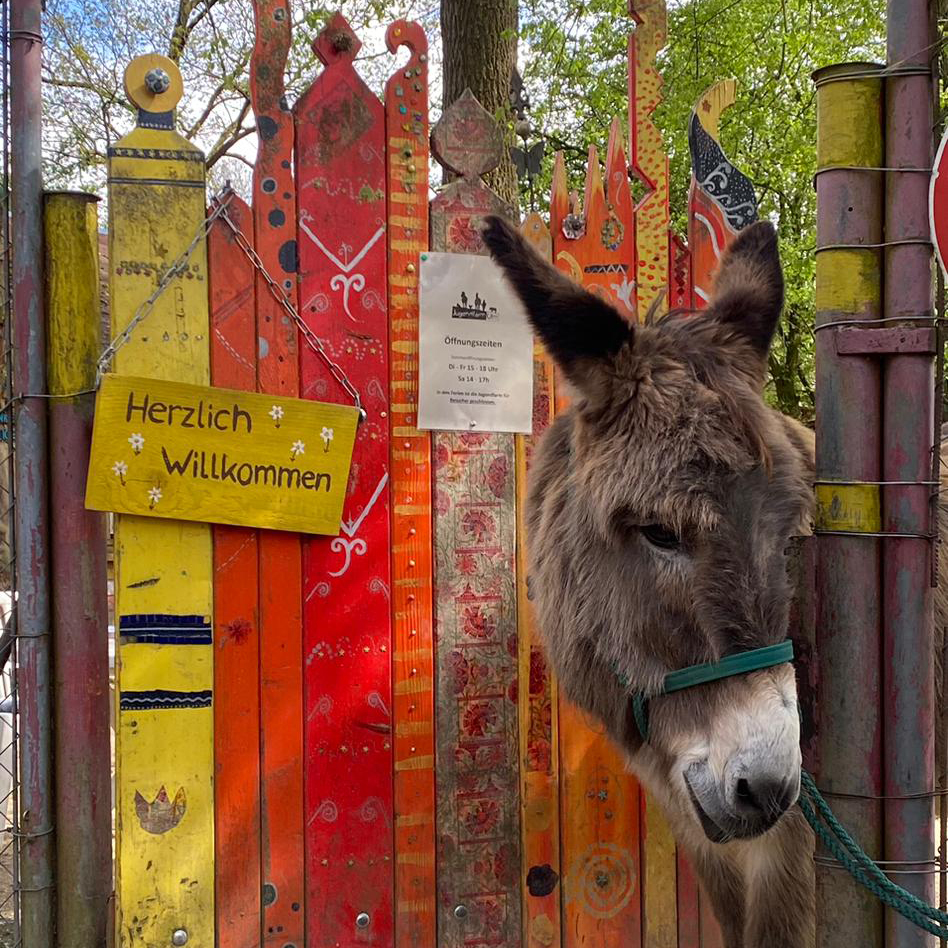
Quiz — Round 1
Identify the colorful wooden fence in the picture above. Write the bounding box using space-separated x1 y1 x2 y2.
105 4 759 946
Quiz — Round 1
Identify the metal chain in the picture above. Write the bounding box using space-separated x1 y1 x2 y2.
96 184 365 419
94 189 237 385
212 189 365 418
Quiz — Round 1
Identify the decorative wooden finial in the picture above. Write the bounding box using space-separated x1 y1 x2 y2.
124 53 183 115
430 89 504 180
313 12 361 65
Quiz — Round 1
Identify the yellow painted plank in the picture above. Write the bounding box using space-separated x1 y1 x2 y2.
109 55 214 947
630 5 678 941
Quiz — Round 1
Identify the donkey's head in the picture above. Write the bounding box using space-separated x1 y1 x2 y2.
483 216 813 843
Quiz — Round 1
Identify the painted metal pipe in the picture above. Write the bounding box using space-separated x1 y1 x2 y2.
44 192 111 948
883 4 937 945
9 0 55 943
813 61 885 948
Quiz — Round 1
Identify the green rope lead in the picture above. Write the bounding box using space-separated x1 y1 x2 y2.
799 770 948 938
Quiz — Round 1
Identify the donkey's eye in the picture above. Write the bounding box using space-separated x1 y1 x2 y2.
641 524 680 550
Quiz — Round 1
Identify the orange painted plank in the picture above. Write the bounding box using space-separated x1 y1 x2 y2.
385 20 436 948
516 213 561 948
209 194 262 948
550 136 642 948
249 1 305 941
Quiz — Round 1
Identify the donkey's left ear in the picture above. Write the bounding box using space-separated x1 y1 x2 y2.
708 220 784 357
481 215 632 385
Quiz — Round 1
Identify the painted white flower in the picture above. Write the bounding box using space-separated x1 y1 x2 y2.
290 439 305 461
128 432 145 454
611 276 637 312
147 486 162 508
269 404 284 427
321 427 334 451
112 460 128 485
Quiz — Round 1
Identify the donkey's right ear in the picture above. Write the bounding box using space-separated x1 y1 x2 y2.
482 216 632 380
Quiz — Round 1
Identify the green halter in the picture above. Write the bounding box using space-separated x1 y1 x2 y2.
621 639 795 740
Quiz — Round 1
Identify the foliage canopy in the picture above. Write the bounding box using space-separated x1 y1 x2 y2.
41 0 890 420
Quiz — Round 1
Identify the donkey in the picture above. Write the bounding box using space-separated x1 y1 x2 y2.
482 215 816 947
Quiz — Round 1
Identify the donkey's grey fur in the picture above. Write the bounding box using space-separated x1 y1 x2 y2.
483 215 816 947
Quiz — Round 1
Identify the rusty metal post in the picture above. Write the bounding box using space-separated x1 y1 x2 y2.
813 62 885 948
10 0 55 943
44 192 110 948
883 4 937 944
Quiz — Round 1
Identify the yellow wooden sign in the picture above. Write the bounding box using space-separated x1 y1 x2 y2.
86 374 359 535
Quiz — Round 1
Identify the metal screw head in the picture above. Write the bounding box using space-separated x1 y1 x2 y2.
454 904 468 920
356 912 370 928
171 930 188 946
144 68 171 95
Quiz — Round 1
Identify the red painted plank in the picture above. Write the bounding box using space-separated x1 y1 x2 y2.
208 193 262 948
250 1 306 942
294 14 394 945
384 20 437 948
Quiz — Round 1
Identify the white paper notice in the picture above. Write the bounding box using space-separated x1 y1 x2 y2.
418 251 534 434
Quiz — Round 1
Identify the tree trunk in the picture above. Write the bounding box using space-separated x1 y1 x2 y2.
440 0 519 206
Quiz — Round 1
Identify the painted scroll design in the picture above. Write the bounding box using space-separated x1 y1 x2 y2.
431 91 522 948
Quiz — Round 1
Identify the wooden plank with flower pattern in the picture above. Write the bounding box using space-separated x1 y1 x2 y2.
294 14 394 945
385 19 437 948
430 90 522 948
550 129 643 948
249 0 306 938
515 212 561 948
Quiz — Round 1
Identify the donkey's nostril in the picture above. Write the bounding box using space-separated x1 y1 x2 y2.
732 774 794 822
736 777 757 810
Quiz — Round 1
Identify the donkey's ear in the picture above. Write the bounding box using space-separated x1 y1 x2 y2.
482 216 632 379
708 220 783 357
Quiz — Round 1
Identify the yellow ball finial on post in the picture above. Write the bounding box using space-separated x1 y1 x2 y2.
123 53 183 114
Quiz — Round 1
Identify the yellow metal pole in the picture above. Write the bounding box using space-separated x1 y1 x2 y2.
812 61 885 948
44 191 111 948
108 54 214 946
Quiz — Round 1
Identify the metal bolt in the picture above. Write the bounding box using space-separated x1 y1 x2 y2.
356 912 370 928
171 930 188 946
406 263 416 274
145 68 171 95
454 904 468 920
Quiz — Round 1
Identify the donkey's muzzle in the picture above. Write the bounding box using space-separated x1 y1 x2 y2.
685 760 799 842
